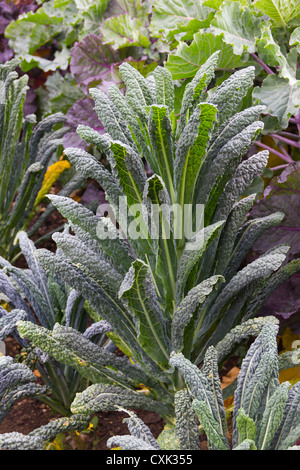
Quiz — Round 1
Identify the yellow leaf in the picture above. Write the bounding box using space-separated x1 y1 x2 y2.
0 302 11 312
34 160 71 209
137 384 150 394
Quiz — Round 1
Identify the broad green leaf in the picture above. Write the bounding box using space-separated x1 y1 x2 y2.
150 0 213 36
5 8 63 56
290 26 300 49
69 34 118 90
253 74 300 129
163 14 216 43
257 24 298 83
253 0 300 27
203 0 250 7
38 71 84 116
166 32 247 79
18 48 70 73
101 15 150 49
78 0 110 36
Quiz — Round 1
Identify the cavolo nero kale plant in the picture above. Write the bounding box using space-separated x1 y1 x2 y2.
14 53 300 423
104 322 300 450
0 230 119 416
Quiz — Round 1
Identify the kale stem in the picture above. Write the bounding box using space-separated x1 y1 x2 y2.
269 133 300 148
278 131 300 140
296 108 300 135
250 53 275 75
254 141 293 163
